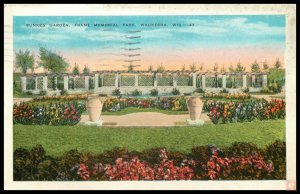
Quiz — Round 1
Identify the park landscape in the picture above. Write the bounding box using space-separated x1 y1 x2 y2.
12 15 286 181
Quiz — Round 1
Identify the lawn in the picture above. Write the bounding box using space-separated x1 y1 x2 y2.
13 119 285 156
100 107 188 115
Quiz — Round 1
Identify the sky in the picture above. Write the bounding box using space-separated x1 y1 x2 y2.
13 15 285 72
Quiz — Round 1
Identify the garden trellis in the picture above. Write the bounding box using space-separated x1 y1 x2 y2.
20 71 268 95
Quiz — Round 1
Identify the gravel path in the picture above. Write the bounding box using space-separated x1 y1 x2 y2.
80 112 211 127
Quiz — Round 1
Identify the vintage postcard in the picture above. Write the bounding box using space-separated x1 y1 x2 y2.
4 4 296 190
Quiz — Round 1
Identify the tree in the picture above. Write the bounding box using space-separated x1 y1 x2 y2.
72 63 80 75
199 64 204 72
235 61 246 73
228 64 235 72
39 47 69 73
156 64 165 73
220 64 226 73
148 65 153 72
274 58 282 69
83 65 90 75
15 49 35 74
263 61 269 72
250 60 261 73
189 63 197 72
213 63 219 72
181 64 186 71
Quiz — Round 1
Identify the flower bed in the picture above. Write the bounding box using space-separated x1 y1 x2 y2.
13 101 86 125
102 96 187 112
203 92 251 100
13 140 285 181
203 99 285 124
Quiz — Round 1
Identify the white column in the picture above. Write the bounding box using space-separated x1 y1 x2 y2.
243 74 247 88
63 75 68 90
201 74 206 89
192 73 196 88
115 73 119 88
134 74 138 87
85 76 89 90
222 74 226 88
54 76 57 90
43 76 48 90
35 77 38 91
154 73 158 87
173 73 177 87
20 76 27 91
252 74 256 87
262 74 268 87
94 73 99 90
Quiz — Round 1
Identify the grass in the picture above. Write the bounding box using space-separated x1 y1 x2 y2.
13 119 285 156
101 107 188 115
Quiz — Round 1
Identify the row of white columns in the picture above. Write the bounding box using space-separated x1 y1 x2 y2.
20 73 267 92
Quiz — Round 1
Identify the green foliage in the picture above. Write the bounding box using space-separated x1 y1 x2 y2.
268 68 285 84
190 63 197 72
220 88 229 93
148 65 153 72
171 88 180 95
150 89 159 96
193 88 205 93
156 64 165 73
243 87 250 93
235 61 246 73
263 62 269 72
13 141 286 180
72 64 80 75
112 88 121 96
60 89 68 96
39 90 47 96
83 65 90 76
228 65 235 72
131 89 142 96
39 47 69 73
274 58 282 69
251 60 261 73
15 49 35 74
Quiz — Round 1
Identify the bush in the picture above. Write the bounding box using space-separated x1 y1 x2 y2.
220 88 229 93
57 82 64 91
112 89 121 96
150 89 159 96
193 88 205 93
13 141 286 181
171 88 180 95
39 90 47 96
25 91 33 95
60 89 68 96
131 89 142 96
243 87 250 93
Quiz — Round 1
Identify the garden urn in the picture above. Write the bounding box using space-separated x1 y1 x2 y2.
186 93 203 120
86 94 106 122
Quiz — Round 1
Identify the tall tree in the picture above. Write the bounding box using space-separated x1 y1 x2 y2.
274 58 282 69
251 60 261 73
263 61 269 72
72 63 80 75
213 63 219 72
148 65 153 72
83 65 90 75
235 61 246 73
156 64 165 73
228 64 235 72
39 47 69 73
220 64 226 73
15 49 35 74
189 63 197 72
181 64 186 71
199 64 204 72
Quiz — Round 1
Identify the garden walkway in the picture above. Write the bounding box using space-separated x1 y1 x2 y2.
80 112 211 127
